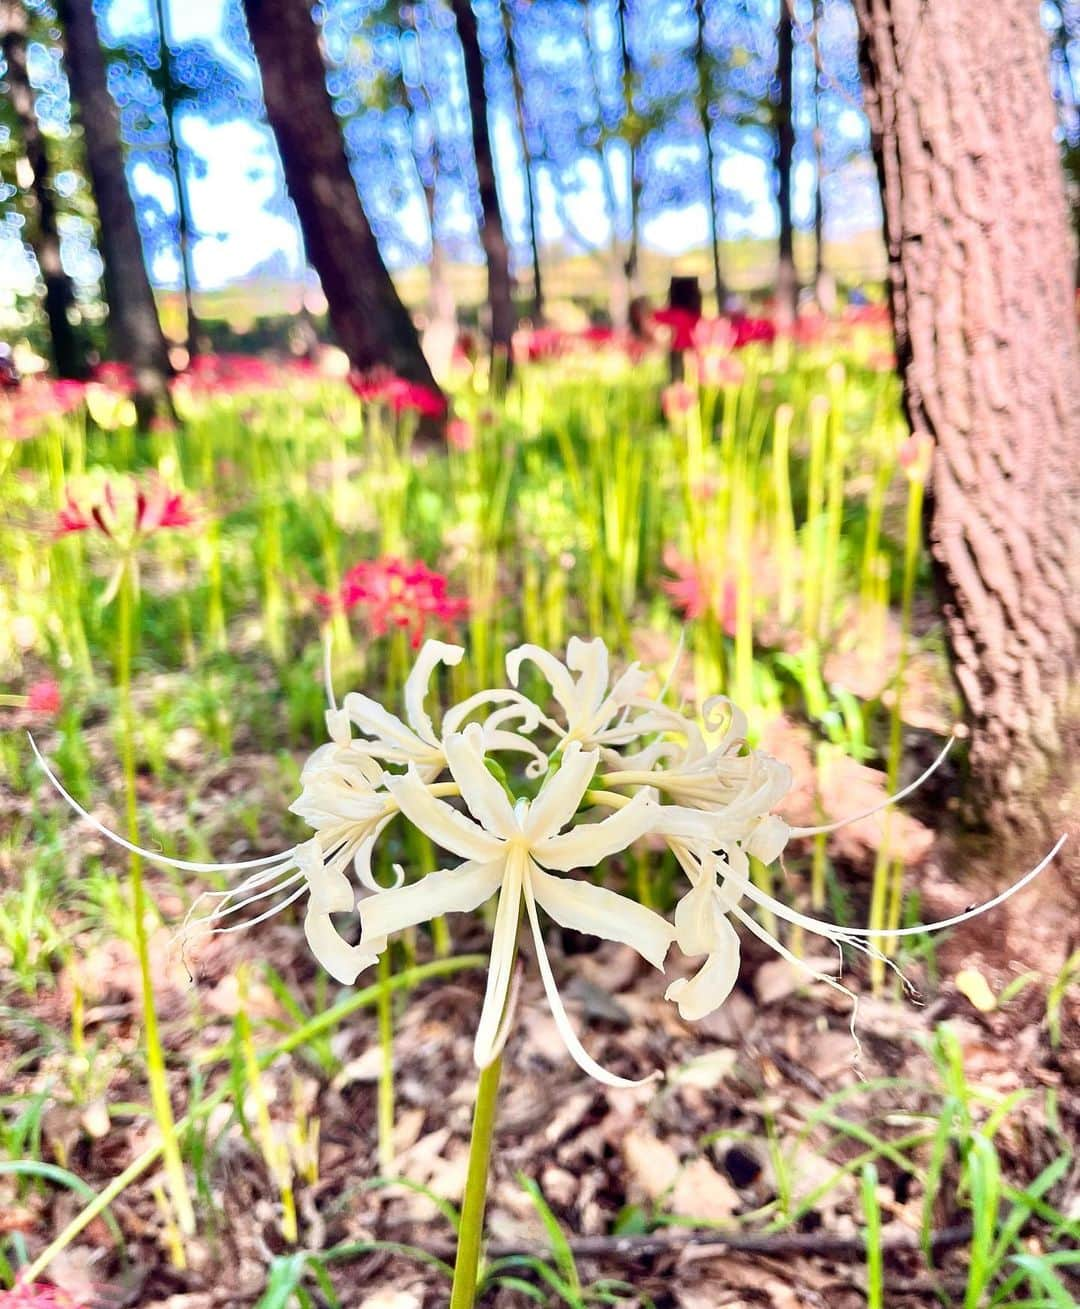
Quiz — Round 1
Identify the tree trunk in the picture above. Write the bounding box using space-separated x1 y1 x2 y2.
854 0 1080 824
693 0 725 312
502 0 542 323
1 0 83 377
809 0 834 312
616 0 642 302
59 0 172 415
581 0 628 328
450 0 515 367
775 1 797 328
153 0 200 356
241 0 438 392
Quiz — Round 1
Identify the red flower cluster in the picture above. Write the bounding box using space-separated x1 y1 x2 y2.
651 306 701 351
729 314 778 348
348 373 446 417
55 478 195 540
663 546 737 636
322 556 467 649
0 378 86 440
26 678 62 715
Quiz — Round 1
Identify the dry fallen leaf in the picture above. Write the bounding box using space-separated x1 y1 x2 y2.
622 1128 681 1202
670 1157 739 1223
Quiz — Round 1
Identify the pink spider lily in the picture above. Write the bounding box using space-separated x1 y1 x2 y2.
663 546 737 636
320 556 468 650
54 478 195 542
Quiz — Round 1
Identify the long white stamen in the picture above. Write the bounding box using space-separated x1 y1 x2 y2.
193 883 308 937
737 835 1065 941
201 870 306 925
30 735 296 874
181 861 301 934
788 736 956 838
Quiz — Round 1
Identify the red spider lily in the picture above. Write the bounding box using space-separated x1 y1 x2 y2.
88 361 135 391
0 1280 83 1309
54 478 195 542
581 324 617 346
652 307 701 351
0 378 87 440
322 556 467 649
663 546 737 636
515 327 567 362
447 418 474 451
26 678 62 715
730 314 778 348
348 373 446 417
661 381 696 420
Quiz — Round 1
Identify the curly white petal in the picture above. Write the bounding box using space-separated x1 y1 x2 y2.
532 789 656 872
384 765 504 863
528 865 674 970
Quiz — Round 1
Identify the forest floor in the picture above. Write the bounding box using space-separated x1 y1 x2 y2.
3 715 1077 1309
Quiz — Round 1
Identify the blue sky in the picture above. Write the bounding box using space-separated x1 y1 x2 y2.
3 0 888 301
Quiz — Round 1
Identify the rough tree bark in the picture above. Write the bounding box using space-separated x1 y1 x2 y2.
59 0 172 411
1 0 82 377
616 0 642 303
241 0 438 391
854 0 1080 825
774 1 798 328
450 0 515 366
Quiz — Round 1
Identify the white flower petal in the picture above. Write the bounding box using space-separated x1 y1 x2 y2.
304 909 381 984
506 643 579 717
566 636 610 718
523 874 658 1088
665 916 742 1020
745 815 790 865
404 640 464 745
443 688 543 736
444 728 518 839
360 858 504 941
473 850 525 1067
384 765 504 862
528 864 674 970
672 864 722 955
523 741 599 842
341 691 431 759
297 839 354 914
533 790 655 872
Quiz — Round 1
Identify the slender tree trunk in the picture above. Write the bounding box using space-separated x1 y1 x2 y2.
809 0 833 311
1 0 83 377
616 0 641 303
450 0 515 367
59 0 172 412
854 0 1080 825
241 0 437 392
502 0 542 323
775 1 798 328
693 0 725 312
581 0 627 328
153 0 200 356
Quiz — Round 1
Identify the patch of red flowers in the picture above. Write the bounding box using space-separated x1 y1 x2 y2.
321 556 467 649
26 678 62 715
663 545 737 636
348 372 446 417
651 307 701 352
55 478 195 540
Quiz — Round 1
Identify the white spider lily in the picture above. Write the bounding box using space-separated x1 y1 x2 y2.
329 639 545 776
664 832 1067 1022
358 725 673 1087
27 736 390 981
506 637 651 752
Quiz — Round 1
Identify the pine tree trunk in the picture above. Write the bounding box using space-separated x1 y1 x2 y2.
694 0 725 312
59 0 173 411
502 0 542 323
1 0 83 377
854 0 1080 826
581 0 628 328
241 0 438 392
809 0 833 311
450 0 515 365
775 2 798 328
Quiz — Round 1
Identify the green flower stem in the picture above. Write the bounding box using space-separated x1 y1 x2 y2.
449 1054 504 1309
376 949 396 1175
117 559 195 1239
